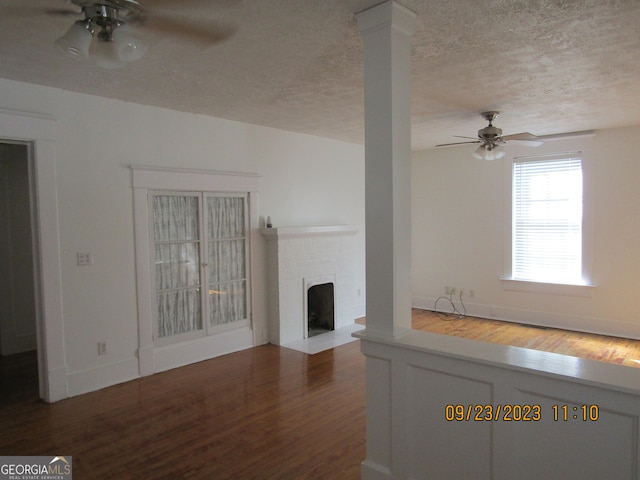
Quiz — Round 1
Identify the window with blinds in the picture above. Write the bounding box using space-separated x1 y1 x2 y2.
512 155 583 284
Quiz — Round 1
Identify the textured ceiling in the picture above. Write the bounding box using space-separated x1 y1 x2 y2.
1 0 639 150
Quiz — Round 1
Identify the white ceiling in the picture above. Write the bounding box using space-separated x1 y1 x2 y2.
1 0 639 150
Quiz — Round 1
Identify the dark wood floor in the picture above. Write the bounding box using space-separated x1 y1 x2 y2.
0 343 366 479
3 309 639 478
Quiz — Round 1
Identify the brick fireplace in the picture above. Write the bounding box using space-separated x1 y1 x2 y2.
261 225 358 346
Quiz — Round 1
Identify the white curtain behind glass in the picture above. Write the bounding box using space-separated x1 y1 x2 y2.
153 195 202 337
207 196 247 326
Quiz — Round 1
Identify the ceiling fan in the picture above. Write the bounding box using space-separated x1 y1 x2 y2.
46 0 237 68
436 111 543 160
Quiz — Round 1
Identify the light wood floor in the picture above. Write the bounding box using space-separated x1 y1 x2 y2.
398 309 640 368
0 344 366 479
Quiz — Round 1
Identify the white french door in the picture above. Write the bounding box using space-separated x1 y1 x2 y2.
150 191 249 345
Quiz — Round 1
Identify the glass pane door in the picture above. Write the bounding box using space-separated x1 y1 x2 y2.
152 194 203 338
206 195 248 328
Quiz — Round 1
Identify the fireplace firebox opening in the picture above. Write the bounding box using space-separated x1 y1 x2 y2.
307 282 335 338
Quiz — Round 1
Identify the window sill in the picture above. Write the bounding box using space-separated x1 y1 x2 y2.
500 278 595 297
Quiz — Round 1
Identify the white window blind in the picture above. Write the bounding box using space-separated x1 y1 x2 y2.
513 155 583 283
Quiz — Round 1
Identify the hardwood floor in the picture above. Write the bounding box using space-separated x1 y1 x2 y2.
3 310 639 479
0 343 366 479
406 309 640 368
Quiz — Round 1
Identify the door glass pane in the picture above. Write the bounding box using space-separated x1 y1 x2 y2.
209 280 246 326
207 197 244 238
157 289 202 338
152 194 202 339
155 243 200 290
208 239 245 283
153 196 199 242
206 196 247 327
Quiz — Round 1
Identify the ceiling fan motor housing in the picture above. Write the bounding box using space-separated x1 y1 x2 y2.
478 124 503 146
478 125 502 137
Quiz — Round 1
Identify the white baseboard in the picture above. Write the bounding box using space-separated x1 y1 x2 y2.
64 327 256 399
361 460 393 480
45 365 69 403
66 357 139 398
153 326 254 373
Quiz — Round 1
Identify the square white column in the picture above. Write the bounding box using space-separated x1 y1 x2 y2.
357 1 417 336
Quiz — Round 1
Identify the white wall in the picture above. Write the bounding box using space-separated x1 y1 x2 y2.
412 126 640 339
0 77 365 396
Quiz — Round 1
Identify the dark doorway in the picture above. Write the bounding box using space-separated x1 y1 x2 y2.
0 142 39 406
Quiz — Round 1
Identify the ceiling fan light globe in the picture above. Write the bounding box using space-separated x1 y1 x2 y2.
93 40 127 69
472 145 486 160
484 145 505 161
55 21 93 60
119 40 147 62
113 26 147 63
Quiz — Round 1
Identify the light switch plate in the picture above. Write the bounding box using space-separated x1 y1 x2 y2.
77 252 93 266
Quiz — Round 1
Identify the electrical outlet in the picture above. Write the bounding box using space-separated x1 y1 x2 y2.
469 289 476 298
444 286 451 295
97 341 107 355
450 287 457 296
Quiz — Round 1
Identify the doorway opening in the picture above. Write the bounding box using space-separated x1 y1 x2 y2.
0 142 39 406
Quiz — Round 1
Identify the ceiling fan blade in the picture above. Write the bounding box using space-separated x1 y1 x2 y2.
453 135 480 140
537 130 595 141
503 132 535 139
506 139 544 147
145 0 241 7
502 132 543 147
45 8 81 15
435 140 481 147
138 12 237 46
501 132 538 141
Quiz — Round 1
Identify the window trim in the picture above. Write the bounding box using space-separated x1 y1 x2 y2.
500 278 594 297
132 166 261 375
502 151 594 294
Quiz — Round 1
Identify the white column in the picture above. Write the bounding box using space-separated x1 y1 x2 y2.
356 1 417 336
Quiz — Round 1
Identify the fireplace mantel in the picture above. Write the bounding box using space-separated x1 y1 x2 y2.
261 225 358 240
